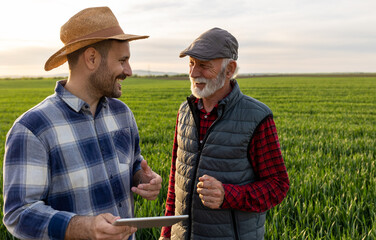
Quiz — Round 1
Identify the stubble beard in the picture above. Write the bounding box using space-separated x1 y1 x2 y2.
89 60 126 99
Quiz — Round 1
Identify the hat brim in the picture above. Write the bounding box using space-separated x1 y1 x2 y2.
44 34 148 71
179 51 213 61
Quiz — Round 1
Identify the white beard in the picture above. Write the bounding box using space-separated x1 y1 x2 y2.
190 68 226 98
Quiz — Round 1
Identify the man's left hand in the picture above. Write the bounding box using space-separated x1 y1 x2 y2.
132 160 162 200
197 174 225 209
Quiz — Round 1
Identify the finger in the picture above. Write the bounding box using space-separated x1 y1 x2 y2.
199 179 214 189
199 190 224 210
131 187 160 200
199 193 204 201
138 188 159 199
198 174 211 182
101 213 118 224
95 215 134 237
197 186 212 195
200 195 211 205
120 226 137 240
198 176 220 189
200 195 222 209
134 181 162 191
141 160 152 175
145 172 162 185
151 173 162 185
197 179 211 189
200 194 219 203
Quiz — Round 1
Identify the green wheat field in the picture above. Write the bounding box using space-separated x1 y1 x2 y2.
0 75 375 239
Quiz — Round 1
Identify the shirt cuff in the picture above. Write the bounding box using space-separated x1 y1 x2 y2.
221 184 233 209
48 212 76 240
132 157 143 175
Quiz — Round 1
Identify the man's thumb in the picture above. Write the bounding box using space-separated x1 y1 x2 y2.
141 159 151 173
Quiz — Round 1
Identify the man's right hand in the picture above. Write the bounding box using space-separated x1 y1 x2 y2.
65 213 137 240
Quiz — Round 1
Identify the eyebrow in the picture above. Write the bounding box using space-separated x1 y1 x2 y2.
199 61 212 67
190 58 212 66
119 56 130 61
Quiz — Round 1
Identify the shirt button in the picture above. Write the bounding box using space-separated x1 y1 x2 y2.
204 115 208 118
200 140 203 144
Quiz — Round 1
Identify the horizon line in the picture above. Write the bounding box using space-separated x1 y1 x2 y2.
1 71 376 79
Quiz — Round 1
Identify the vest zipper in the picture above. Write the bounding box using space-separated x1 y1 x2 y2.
186 100 226 239
231 210 240 240
186 98 201 240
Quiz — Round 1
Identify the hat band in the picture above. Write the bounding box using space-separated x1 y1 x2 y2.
67 26 125 44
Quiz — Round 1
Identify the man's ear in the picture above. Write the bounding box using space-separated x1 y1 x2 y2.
226 60 237 79
83 47 101 71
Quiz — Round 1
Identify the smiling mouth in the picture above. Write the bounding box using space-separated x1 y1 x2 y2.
117 77 125 85
116 78 124 90
194 82 206 88
117 74 127 82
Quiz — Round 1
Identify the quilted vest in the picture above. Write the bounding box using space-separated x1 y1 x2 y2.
171 80 272 240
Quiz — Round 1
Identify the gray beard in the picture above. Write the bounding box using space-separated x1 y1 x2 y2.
190 68 226 98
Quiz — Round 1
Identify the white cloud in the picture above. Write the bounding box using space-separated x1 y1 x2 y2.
0 0 375 76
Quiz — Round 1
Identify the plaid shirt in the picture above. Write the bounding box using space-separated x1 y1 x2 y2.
3 81 143 240
161 98 290 238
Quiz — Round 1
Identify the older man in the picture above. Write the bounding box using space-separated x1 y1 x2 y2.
160 28 290 239
3 7 162 240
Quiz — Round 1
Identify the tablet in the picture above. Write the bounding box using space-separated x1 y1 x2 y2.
113 215 188 228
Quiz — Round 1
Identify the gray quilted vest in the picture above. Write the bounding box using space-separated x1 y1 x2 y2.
172 80 272 240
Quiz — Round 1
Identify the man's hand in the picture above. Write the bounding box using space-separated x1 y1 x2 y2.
132 159 162 200
197 174 225 209
65 213 137 240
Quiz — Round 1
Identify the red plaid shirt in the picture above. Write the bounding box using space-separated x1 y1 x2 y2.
161 99 289 238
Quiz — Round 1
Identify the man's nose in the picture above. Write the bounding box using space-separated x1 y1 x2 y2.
190 65 201 78
124 63 132 77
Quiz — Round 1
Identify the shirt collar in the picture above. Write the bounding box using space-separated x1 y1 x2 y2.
195 98 207 111
55 80 108 112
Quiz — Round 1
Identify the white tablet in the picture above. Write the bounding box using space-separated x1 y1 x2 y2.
113 215 188 228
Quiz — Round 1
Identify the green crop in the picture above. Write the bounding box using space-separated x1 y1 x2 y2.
0 76 375 239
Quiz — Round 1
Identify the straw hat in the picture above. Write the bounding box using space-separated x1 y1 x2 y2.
44 6 148 71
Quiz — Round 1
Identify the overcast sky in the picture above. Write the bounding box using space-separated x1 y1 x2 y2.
0 0 375 77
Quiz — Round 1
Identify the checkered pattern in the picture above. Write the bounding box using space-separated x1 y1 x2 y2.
3 81 143 240
161 99 289 238
221 117 290 211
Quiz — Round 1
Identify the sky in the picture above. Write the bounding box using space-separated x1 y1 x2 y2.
0 0 375 77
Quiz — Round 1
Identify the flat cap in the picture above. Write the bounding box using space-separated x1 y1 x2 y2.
179 27 238 61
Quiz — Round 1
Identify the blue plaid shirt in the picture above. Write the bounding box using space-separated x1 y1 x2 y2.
3 80 143 239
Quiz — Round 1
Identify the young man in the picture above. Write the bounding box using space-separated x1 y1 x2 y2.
160 28 290 239
3 7 162 240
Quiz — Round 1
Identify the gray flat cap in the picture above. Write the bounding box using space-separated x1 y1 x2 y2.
179 27 238 61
